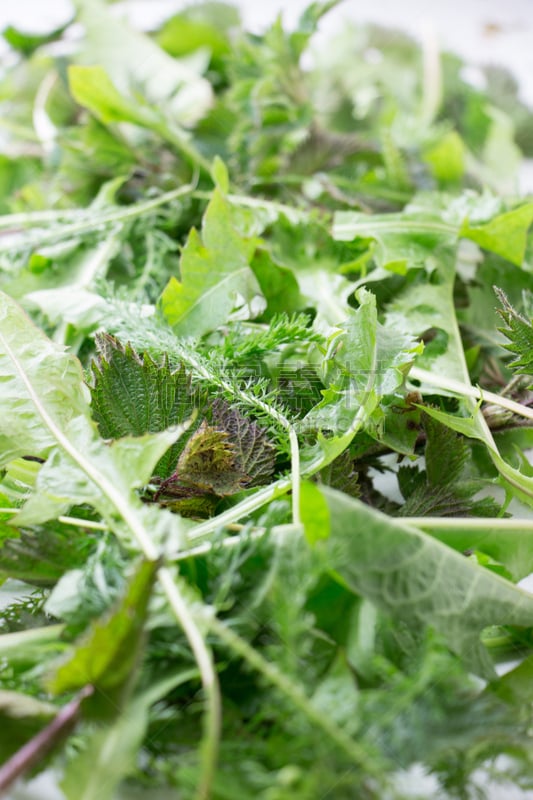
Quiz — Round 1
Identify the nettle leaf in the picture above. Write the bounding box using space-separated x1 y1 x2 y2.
160 190 265 336
397 412 501 518
495 287 533 379
46 559 157 713
175 421 246 496
90 336 277 500
91 333 198 479
0 292 89 467
211 400 276 487
306 483 533 678
157 402 276 504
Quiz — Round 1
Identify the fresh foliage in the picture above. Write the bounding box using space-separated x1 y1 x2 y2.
1 2 533 799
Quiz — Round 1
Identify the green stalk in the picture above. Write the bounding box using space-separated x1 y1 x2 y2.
410 366 533 422
152 120 213 178
0 183 195 252
210 616 379 774
0 329 220 800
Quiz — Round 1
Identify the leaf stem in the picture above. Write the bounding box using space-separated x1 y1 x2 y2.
0 330 220 800
410 366 533 422
406 516 533 530
0 508 109 531
0 183 195 252
209 616 379 774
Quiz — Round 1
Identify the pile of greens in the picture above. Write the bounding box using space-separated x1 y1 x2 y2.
2 1 533 797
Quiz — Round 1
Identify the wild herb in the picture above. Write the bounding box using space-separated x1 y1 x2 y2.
1 1 533 798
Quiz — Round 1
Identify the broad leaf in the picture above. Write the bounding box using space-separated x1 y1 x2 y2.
0 292 88 467
160 190 265 336
60 670 198 800
308 483 533 677
73 0 213 126
68 66 155 128
46 559 157 704
460 202 533 266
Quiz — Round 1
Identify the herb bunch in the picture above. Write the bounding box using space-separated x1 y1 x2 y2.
1 2 533 799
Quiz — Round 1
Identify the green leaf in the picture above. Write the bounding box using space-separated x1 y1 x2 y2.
15 417 189 526
73 0 213 127
0 691 56 762
413 520 533 583
316 485 533 678
46 559 157 703
332 210 456 273
68 66 155 128
304 288 422 435
0 521 98 587
460 202 533 266
0 292 88 467
300 480 331 543
60 670 198 800
398 412 501 518
495 287 533 377
91 334 198 479
160 190 265 336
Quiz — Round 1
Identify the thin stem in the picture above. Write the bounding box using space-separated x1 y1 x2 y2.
192 190 311 223
0 508 109 531
410 366 533 422
0 183 195 251
406 516 533 530
0 331 220 800
153 120 212 178
333 217 457 241
157 568 221 799
210 616 379 774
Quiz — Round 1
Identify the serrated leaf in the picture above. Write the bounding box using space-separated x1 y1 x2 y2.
160 190 265 336
176 421 245 496
495 287 533 378
46 559 157 703
314 485 533 678
211 400 276 487
398 412 501 518
91 334 198 478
